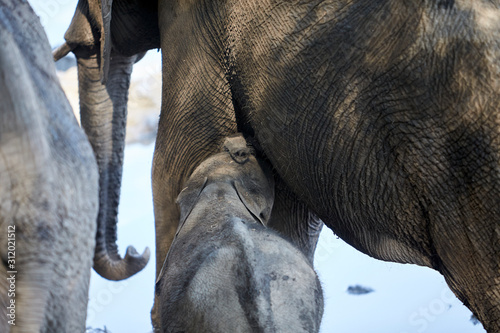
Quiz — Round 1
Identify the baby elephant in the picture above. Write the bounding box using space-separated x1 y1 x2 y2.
156 134 323 333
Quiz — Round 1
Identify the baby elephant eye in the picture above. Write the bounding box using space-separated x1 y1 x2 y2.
236 151 247 158
229 148 252 164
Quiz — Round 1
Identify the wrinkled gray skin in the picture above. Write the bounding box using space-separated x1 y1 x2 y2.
61 0 500 331
0 1 98 332
156 135 323 333
58 0 157 280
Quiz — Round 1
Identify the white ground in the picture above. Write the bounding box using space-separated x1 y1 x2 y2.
28 1 487 332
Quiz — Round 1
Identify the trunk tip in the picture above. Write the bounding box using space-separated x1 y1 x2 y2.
93 245 150 281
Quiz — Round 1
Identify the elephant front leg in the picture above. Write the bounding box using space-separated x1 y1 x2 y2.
151 109 237 331
0 262 8 332
151 23 237 331
267 175 324 264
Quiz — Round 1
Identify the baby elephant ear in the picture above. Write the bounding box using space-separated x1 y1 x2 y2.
156 176 207 288
176 177 208 236
233 180 272 225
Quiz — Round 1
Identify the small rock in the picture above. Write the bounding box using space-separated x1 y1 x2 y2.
346 284 374 295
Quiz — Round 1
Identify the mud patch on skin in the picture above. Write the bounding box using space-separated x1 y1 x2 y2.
36 222 55 242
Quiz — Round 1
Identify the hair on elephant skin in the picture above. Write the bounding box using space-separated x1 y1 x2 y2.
155 134 324 333
0 1 98 332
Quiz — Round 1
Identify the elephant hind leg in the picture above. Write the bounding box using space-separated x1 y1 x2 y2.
12 259 90 333
1 263 10 332
10 264 52 332
151 120 237 331
441 263 500 333
267 175 323 264
434 222 500 332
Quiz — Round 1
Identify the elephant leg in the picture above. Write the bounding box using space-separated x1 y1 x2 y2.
433 220 500 332
11 260 51 332
440 258 500 332
152 7 238 328
267 175 323 264
0 263 8 332
151 109 236 330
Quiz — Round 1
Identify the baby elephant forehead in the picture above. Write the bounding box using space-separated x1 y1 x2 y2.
223 135 248 151
188 150 255 182
188 134 261 182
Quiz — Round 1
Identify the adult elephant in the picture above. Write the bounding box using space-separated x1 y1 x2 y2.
59 0 500 331
0 0 98 331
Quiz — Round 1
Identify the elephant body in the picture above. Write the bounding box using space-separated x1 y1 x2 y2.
155 0 500 331
60 0 500 331
156 135 323 333
0 1 98 331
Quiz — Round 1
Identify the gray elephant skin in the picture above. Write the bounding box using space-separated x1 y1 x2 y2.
59 0 500 331
0 1 98 332
156 135 324 333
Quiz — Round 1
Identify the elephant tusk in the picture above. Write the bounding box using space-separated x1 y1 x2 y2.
52 42 73 62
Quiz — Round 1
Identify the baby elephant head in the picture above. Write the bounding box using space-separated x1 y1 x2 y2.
177 134 275 228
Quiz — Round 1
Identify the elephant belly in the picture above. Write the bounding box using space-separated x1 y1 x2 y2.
225 0 498 268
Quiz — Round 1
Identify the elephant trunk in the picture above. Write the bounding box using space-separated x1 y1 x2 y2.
77 54 150 281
